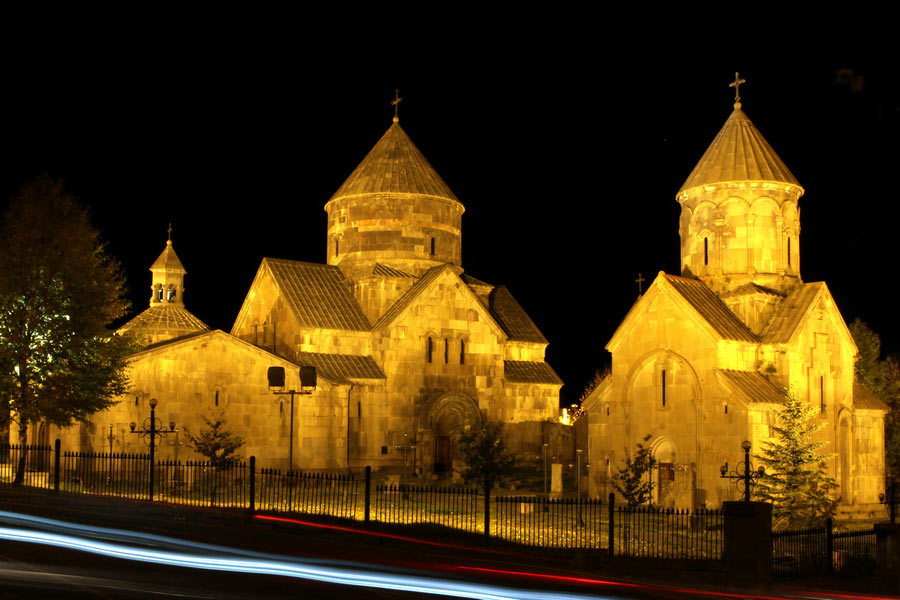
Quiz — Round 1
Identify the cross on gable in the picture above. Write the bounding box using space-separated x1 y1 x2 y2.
635 273 645 295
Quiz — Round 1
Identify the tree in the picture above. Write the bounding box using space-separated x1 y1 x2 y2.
612 434 657 506
453 419 514 493
0 178 135 484
753 393 838 529
849 319 900 480
186 414 245 469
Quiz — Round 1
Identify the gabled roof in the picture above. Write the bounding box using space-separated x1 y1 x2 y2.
760 282 823 344
150 240 186 273
679 103 802 195
263 258 371 331
372 263 416 278
118 303 209 338
664 274 758 342
489 286 548 344
721 282 786 299
505 361 563 385
853 382 890 411
718 370 787 404
372 265 505 339
296 352 386 385
328 121 460 205
129 330 345 386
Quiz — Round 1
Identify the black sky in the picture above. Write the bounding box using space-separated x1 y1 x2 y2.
2 38 898 407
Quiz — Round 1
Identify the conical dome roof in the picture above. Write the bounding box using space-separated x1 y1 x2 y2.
150 240 186 273
329 121 460 204
679 103 802 195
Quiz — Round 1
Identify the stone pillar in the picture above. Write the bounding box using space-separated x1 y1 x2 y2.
874 523 899 591
550 463 563 497
723 501 772 587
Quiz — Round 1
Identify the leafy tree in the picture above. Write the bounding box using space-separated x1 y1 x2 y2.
578 368 609 404
849 319 900 480
612 434 657 506
753 393 838 529
186 414 245 469
453 419 514 493
0 178 135 484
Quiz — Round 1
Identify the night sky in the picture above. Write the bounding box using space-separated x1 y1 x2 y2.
3 47 898 407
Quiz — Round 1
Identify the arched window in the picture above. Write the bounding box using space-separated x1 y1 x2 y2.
167 285 176 302
335 238 339 257
157 286 163 302
430 237 435 256
426 337 433 363
444 338 449 363
787 237 792 267
215 390 219 407
459 339 465 365
703 237 709 266
661 369 667 407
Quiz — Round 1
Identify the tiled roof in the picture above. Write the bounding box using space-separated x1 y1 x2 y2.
118 304 209 336
150 241 186 272
679 104 802 194
265 258 370 331
719 370 787 404
721 282 786 298
505 361 563 385
489 286 547 344
296 352 386 385
461 273 493 289
373 264 448 331
760 283 824 344
664 275 757 342
372 263 416 278
853 382 890 411
329 122 460 204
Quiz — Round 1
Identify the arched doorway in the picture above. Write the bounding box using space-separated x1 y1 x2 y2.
652 438 677 508
419 392 482 473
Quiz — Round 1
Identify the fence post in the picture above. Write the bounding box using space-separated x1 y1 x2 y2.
484 478 491 540
52 439 61 493
825 517 834 575
364 466 371 522
608 492 615 557
249 456 256 513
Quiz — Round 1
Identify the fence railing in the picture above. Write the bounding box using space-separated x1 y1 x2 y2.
494 496 608 549
616 506 724 560
257 468 357 519
773 519 884 577
374 484 480 533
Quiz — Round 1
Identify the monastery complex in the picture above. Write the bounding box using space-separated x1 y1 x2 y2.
56 110 564 473
582 88 889 512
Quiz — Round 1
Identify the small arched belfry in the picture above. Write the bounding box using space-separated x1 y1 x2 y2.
583 88 888 512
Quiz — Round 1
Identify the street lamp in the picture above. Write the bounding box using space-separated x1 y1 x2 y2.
130 398 177 502
719 440 765 502
267 366 316 472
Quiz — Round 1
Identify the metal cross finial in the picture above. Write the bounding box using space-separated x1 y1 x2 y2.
167 223 173 242
391 89 403 123
729 72 746 103
635 273 645 295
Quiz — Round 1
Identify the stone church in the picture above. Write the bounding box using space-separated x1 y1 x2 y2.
57 111 563 472
582 91 888 511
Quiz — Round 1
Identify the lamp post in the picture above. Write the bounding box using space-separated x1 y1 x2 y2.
879 478 897 524
130 398 177 502
267 366 317 472
719 440 765 502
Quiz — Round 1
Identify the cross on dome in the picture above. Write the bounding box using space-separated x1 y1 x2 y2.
729 72 746 107
391 89 403 123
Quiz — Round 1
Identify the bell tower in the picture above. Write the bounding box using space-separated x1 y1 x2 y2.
149 224 187 307
677 74 804 296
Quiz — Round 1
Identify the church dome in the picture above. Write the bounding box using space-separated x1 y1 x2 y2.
118 303 209 346
325 116 465 277
678 103 802 196
327 121 460 205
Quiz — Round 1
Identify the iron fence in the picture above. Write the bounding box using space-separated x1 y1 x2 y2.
493 496 607 549
156 460 250 508
257 468 357 519
616 505 724 559
60 451 149 499
0 444 53 488
772 519 885 577
373 484 480 533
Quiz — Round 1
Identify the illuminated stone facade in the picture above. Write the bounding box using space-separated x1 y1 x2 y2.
59 115 562 472
583 100 888 512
